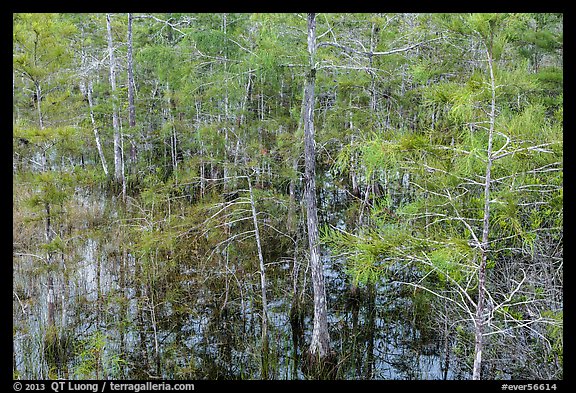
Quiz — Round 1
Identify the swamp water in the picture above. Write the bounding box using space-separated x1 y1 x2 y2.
13 185 462 380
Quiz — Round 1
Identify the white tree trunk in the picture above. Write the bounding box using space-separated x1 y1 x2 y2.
86 81 109 176
472 33 497 381
106 14 124 188
35 82 43 129
304 12 331 360
127 13 136 128
247 175 269 378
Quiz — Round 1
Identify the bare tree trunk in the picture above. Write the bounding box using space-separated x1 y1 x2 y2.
364 282 376 379
472 31 496 381
86 81 109 176
289 89 305 372
194 100 207 198
126 13 137 172
247 175 269 379
148 282 161 376
304 13 331 363
127 13 136 128
442 298 451 380
107 14 125 193
38 145 57 333
240 71 251 127
287 156 298 234
121 122 127 200
348 93 360 197
222 13 231 193
165 84 179 180
35 82 44 129
45 202 56 330
40 140 59 372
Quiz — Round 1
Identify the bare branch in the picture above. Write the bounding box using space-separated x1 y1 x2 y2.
318 36 444 57
372 36 444 56
135 14 189 37
492 142 556 161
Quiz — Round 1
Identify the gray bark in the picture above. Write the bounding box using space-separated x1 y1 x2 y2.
106 14 124 187
35 82 43 130
248 176 269 378
127 24 142 166
472 32 496 381
86 81 109 176
127 13 136 128
304 12 331 359
45 202 55 330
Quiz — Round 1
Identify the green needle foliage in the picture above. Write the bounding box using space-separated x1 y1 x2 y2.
13 12 562 380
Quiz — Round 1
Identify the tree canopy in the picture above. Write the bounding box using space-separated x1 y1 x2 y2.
13 12 562 381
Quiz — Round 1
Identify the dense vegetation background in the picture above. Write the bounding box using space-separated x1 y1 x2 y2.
13 13 562 380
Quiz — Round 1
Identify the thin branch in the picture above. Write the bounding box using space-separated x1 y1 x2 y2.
318 36 444 57
492 142 555 161
13 291 28 315
135 14 189 36
489 268 527 318
371 37 445 55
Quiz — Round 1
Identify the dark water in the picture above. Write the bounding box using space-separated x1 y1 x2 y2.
13 186 459 380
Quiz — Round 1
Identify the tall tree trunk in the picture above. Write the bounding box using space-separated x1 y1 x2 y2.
304 12 331 364
127 13 136 128
86 81 109 176
121 121 127 199
106 14 125 194
165 84 179 179
247 175 269 379
363 282 376 379
195 100 206 198
39 146 57 332
472 31 496 381
45 202 56 330
119 248 127 376
222 13 231 192
349 105 360 198
35 82 43 129
442 298 451 380
126 13 137 170
289 92 305 372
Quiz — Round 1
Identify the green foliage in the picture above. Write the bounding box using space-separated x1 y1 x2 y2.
426 242 475 284
193 29 229 56
542 310 563 367
409 59 447 85
321 217 413 286
139 45 178 81
466 13 508 40
198 123 226 152
24 171 73 209
12 12 562 380
13 13 77 79
73 331 125 379
41 235 66 254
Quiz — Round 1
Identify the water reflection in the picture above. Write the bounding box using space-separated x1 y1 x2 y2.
13 189 455 380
